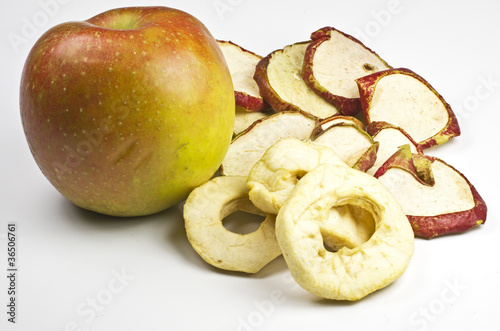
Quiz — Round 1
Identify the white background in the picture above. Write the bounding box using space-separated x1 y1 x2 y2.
1 0 499 330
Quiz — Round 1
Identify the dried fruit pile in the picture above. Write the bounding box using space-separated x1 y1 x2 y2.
183 27 487 301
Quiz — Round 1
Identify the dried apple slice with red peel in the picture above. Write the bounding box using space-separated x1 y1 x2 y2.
356 68 461 149
366 121 423 176
375 145 487 238
221 110 319 177
312 122 378 171
302 27 391 116
217 40 270 112
254 41 339 119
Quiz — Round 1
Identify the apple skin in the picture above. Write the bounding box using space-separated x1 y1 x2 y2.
352 141 379 173
20 6 235 217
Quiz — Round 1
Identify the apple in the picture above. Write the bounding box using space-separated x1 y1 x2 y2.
20 6 235 217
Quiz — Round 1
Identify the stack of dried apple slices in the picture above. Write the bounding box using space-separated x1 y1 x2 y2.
183 25 488 301
216 26 485 239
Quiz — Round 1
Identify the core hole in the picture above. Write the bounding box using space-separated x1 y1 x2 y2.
320 204 376 252
222 210 265 235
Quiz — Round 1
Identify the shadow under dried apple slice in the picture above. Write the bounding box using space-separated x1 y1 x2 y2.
356 68 461 150
302 27 391 116
374 145 487 239
253 41 340 119
217 40 270 112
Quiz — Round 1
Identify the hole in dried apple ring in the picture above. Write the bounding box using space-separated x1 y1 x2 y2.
222 198 266 235
321 205 376 252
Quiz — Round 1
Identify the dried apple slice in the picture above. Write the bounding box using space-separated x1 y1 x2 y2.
356 68 461 149
375 145 487 238
247 137 349 214
254 41 340 119
302 27 391 116
276 164 414 300
233 108 272 136
366 121 423 176
247 138 373 250
352 142 379 173
221 110 318 177
217 40 269 112
312 122 378 171
310 113 365 139
184 175 280 273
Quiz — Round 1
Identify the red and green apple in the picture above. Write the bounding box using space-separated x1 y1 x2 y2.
20 6 235 217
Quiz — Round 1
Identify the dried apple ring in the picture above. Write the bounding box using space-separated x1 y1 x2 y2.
247 137 348 215
247 138 372 250
276 164 414 301
184 176 281 274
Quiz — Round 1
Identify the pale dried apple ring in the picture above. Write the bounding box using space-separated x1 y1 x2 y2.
183 176 281 274
276 164 414 301
247 137 348 215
